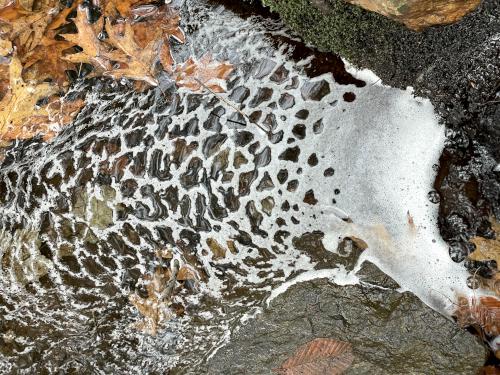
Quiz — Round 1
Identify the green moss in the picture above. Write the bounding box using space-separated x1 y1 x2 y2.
263 0 402 62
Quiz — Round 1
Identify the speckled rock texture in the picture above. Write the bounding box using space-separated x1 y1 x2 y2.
205 263 486 374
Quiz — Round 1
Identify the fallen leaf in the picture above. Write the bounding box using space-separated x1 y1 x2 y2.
177 265 198 281
101 0 144 18
102 19 161 85
131 4 185 46
469 220 499 295
0 53 57 141
0 0 15 10
470 220 500 265
22 32 75 86
173 54 233 93
454 296 500 336
0 37 12 56
1 2 58 56
47 0 79 30
61 7 112 72
275 338 354 375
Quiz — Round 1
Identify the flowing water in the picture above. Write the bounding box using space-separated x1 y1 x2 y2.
0 1 484 373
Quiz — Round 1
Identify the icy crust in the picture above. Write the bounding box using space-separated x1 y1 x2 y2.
0 0 488 372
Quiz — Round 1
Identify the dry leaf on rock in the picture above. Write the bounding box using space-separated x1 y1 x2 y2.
470 221 500 265
47 0 79 30
129 263 178 336
131 4 185 46
0 54 82 142
0 37 12 56
177 265 198 281
173 54 233 93
275 338 354 375
454 296 500 336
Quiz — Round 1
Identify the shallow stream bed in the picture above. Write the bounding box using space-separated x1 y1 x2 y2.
0 0 492 373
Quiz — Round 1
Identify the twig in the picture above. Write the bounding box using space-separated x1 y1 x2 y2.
193 77 271 135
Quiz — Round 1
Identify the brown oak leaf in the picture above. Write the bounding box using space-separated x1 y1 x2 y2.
469 220 500 295
103 19 162 86
173 54 233 93
101 0 145 18
61 7 112 72
275 338 354 375
0 1 59 57
22 32 75 86
454 296 500 337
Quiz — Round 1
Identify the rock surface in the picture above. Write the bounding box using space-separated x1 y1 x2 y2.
342 0 481 30
260 0 500 309
205 263 487 374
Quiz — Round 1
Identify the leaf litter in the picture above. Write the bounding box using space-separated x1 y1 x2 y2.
0 0 233 144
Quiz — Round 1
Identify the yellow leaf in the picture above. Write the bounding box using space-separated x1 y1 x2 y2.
0 54 57 141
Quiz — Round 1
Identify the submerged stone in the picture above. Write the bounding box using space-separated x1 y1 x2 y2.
205 275 486 374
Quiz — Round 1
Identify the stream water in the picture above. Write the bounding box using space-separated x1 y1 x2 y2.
0 0 486 373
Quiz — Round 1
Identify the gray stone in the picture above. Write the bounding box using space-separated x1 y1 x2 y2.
205 275 486 374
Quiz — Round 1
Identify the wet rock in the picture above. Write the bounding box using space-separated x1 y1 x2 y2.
307 153 318 166
205 276 486 374
249 87 274 108
254 146 272 168
292 124 306 140
301 80 330 101
303 189 318 205
233 151 248 169
239 170 258 196
277 169 288 184
278 93 295 110
229 86 250 103
343 92 356 102
270 65 289 84
261 196 275 216
313 119 324 134
252 58 277 79
204 106 225 132
286 179 298 192
257 171 275 192
234 130 254 147
279 146 300 162
202 134 227 158
295 109 309 120
343 0 480 30
324 167 335 177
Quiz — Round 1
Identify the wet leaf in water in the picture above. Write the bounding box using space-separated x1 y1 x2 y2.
0 54 58 141
61 7 112 72
173 54 233 93
454 296 500 336
275 338 354 375
468 220 499 295
22 32 76 86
